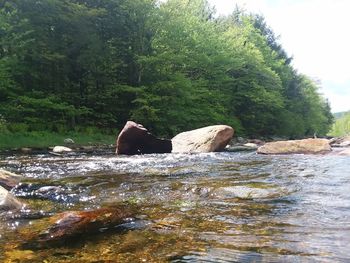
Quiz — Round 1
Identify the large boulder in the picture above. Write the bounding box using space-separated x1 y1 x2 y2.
0 169 22 190
116 121 172 155
172 125 234 153
0 186 23 211
257 138 331 155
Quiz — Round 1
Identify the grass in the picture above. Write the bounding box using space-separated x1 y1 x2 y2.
0 131 116 150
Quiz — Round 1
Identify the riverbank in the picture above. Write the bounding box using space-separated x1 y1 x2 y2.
0 131 115 150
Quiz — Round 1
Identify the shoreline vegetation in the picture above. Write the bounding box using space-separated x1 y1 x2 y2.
330 111 350 137
0 131 115 150
0 0 334 145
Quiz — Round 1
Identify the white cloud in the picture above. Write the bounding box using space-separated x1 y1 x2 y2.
209 0 350 112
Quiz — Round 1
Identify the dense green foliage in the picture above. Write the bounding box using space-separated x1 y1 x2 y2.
0 0 333 138
329 112 350 136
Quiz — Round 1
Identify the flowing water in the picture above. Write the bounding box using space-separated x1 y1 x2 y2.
0 150 350 262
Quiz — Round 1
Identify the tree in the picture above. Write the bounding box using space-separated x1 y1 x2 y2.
0 0 334 138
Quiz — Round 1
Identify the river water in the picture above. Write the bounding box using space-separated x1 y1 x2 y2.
0 151 350 262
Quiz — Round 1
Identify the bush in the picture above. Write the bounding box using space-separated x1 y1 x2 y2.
7 123 29 133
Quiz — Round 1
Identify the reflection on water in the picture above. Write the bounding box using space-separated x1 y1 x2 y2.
1 152 350 262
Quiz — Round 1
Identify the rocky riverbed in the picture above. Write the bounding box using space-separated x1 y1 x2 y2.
0 149 350 262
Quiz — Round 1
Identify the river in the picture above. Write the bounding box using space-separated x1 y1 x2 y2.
0 151 350 262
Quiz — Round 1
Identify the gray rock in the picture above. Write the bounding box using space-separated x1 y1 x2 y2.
236 137 246 143
213 186 280 199
172 125 234 153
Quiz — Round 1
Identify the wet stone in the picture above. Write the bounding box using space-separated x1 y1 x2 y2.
0 169 22 191
20 205 136 249
12 183 80 203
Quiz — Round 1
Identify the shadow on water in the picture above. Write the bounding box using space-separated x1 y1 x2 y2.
1 152 350 262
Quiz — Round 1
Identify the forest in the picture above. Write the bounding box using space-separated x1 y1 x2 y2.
0 0 334 138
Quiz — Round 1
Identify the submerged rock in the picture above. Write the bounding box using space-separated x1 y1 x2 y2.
172 125 234 153
20 205 135 249
0 169 22 190
52 146 73 153
214 185 281 199
116 121 172 155
225 145 257 152
257 138 331 155
0 186 24 211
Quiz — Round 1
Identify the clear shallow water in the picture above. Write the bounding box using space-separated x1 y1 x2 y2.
0 151 350 262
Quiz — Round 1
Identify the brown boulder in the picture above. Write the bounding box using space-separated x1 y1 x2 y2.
21 205 135 249
116 121 172 155
172 125 234 153
257 138 331 154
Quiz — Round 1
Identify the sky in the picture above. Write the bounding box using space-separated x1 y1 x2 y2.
208 0 350 112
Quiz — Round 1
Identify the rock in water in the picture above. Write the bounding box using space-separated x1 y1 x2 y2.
52 146 73 153
0 186 23 211
336 148 350 156
257 138 331 154
172 125 234 153
243 143 259 149
116 121 172 155
0 169 22 190
21 205 135 249
330 136 350 147
20 148 32 154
